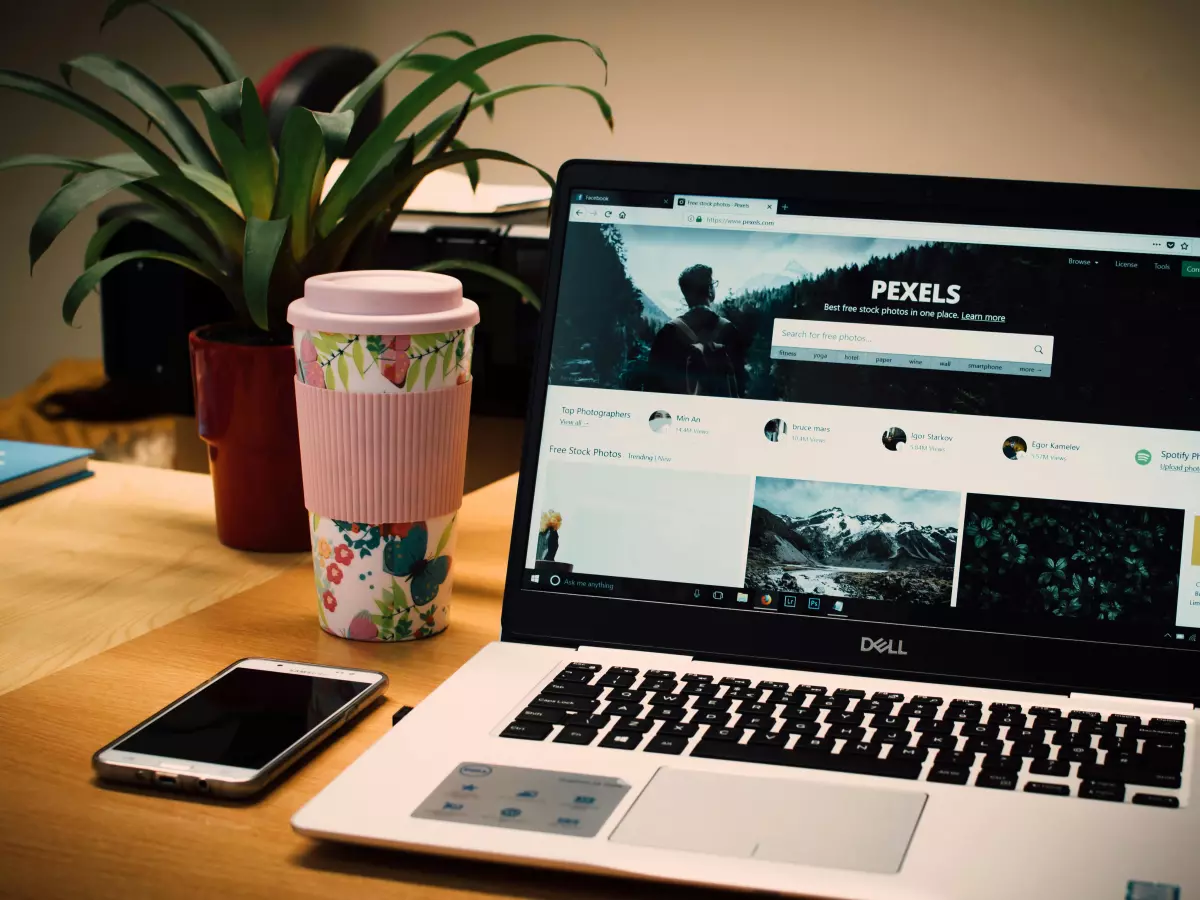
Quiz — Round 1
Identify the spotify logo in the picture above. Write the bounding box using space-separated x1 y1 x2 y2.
1135 449 1153 466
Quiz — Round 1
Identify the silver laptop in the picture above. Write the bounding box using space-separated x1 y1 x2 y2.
294 161 1200 899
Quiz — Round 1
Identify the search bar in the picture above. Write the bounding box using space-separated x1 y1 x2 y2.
770 319 1055 377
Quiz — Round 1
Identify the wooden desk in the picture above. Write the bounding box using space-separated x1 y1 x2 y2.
0 460 307 696
0 473 719 900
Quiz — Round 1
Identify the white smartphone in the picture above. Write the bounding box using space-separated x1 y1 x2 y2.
93 658 388 799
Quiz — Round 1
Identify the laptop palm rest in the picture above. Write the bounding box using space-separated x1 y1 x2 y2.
609 768 927 874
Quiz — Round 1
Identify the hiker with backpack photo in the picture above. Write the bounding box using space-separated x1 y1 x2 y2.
644 264 747 397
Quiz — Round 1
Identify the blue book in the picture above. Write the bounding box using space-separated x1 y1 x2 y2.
0 440 93 508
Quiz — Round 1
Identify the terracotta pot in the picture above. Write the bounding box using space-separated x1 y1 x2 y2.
189 324 309 551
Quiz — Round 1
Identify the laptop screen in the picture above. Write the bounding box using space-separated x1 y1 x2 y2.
522 187 1200 655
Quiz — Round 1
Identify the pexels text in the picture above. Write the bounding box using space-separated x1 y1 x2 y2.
872 280 961 304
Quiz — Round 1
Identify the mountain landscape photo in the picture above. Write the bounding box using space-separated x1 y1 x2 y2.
746 477 962 605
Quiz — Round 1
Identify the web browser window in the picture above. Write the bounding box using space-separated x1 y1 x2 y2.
528 189 1200 651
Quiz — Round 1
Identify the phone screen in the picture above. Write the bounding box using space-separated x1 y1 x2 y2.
115 667 374 769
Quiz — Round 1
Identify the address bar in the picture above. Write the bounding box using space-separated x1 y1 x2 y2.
771 319 1055 364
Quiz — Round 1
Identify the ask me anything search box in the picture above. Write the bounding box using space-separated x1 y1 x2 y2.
770 319 1055 377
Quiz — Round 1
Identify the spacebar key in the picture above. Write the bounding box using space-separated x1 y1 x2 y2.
690 740 787 765
785 750 923 780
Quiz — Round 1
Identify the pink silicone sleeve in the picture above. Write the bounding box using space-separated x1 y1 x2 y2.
294 378 471 523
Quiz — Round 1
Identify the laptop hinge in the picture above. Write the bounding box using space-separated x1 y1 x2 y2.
1068 691 1195 713
577 645 693 667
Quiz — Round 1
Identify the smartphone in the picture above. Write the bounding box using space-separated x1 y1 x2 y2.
93 658 388 799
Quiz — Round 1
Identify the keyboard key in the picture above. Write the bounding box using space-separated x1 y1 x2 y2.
833 688 866 698
748 730 790 748
825 711 865 726
725 686 762 701
1068 710 1101 721
825 725 865 742
915 719 955 735
652 693 688 707
649 706 687 722
1077 720 1117 736
1025 781 1070 796
871 714 908 730
899 703 939 719
719 677 751 687
736 715 777 731
917 733 957 750
781 706 820 721
1029 759 1071 777
841 741 880 757
890 745 928 764
912 695 944 706
531 695 599 712
695 697 732 711
793 736 835 753
1078 780 1125 802
659 721 699 737
959 724 999 739
1010 741 1051 759
701 742 922 779
680 682 720 697
597 672 636 689
927 765 970 785
599 731 642 750
1132 793 1180 808
604 702 644 718
1033 716 1071 733
644 734 689 755
645 669 676 679
554 669 594 684
500 721 552 741
680 672 713 682
1134 726 1186 744
554 726 598 745
1028 706 1061 718
963 738 1004 755
757 680 790 691
872 692 906 702
1056 746 1097 764
948 699 982 709
980 754 1022 773
1148 718 1187 732
565 662 603 672
640 679 677 693
794 684 828 696
1006 727 1046 743
1107 714 1141 727
989 702 1022 713
976 772 1017 790
1078 764 1181 789
873 729 911 746
562 712 610 729
738 701 776 716
543 681 604 699
1097 735 1138 753
706 726 746 742
853 699 894 715
691 710 731 728
942 708 982 723
812 696 850 710
1053 732 1092 748
607 689 647 703
988 712 1027 729
517 707 565 724
935 750 977 769
613 717 654 733
782 720 822 736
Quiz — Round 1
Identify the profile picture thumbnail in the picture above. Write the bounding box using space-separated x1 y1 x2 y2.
882 427 907 452
648 409 673 434
1003 436 1027 460
764 418 787 443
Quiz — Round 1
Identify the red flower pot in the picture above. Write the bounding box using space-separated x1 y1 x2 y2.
189 324 309 552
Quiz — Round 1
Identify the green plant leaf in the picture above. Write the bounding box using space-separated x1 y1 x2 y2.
83 205 227 274
441 342 453 378
391 54 496 118
178 162 238 211
198 79 275 219
62 249 223 325
273 107 325 258
351 340 365 376
60 54 220 174
434 514 456 558
312 110 355 163
242 216 289 330
165 83 204 103
337 352 349 389
448 140 480 192
323 365 334 389
421 258 542 311
0 152 150 177
30 168 144 269
423 354 436 389
334 31 478 120
414 83 613 156
321 35 603 231
102 1 243 83
404 356 421 391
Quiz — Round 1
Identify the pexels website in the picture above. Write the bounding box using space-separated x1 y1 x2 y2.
530 196 1200 650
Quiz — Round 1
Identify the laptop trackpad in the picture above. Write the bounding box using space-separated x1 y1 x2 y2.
610 768 926 874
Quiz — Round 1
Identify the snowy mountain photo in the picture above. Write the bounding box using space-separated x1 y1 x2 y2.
746 477 961 605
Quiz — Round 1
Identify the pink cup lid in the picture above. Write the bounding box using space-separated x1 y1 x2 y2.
287 270 480 334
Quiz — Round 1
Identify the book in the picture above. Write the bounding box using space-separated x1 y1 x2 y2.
0 440 93 508
322 164 551 217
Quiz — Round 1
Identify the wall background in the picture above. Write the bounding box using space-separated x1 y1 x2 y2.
1 0 1197 397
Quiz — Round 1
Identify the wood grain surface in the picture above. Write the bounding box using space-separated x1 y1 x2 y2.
0 460 307 696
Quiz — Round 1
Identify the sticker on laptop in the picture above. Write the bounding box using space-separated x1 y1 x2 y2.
411 762 630 837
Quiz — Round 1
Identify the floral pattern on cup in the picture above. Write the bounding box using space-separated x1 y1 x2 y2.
310 510 456 641
294 328 474 393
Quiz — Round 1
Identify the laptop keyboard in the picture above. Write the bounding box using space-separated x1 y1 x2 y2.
498 663 1188 808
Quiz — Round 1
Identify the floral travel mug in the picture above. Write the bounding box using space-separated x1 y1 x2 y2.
288 271 478 641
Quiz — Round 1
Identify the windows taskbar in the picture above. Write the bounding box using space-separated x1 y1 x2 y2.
522 567 1200 651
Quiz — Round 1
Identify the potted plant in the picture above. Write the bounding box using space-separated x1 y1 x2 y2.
0 0 611 551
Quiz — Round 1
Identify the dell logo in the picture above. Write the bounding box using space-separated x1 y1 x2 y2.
861 637 908 656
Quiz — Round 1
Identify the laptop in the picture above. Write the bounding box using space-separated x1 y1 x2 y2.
294 161 1200 899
